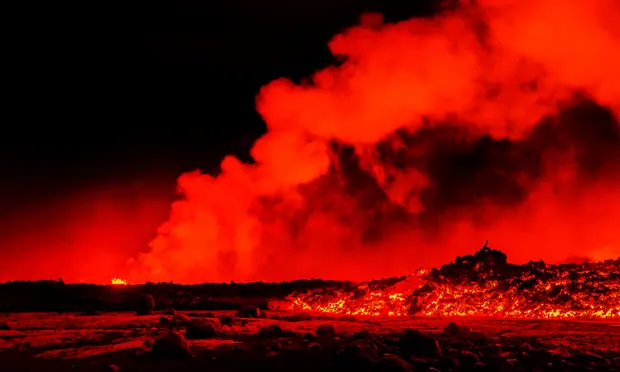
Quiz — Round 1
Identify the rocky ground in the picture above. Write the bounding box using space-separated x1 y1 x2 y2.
1 310 619 371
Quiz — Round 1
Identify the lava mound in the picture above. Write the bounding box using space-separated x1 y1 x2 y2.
291 245 620 319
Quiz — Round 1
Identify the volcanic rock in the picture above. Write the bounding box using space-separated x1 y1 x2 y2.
219 315 234 325
170 313 193 326
161 308 176 316
400 328 442 357
258 324 283 337
136 294 155 315
270 340 282 351
185 319 221 339
521 343 533 352
549 347 571 358
333 344 374 370
316 324 336 337
151 331 192 358
459 350 480 366
158 317 170 325
280 329 298 337
444 322 471 337
303 332 317 341
374 354 413 372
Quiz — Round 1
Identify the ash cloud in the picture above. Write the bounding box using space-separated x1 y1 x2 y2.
132 0 620 283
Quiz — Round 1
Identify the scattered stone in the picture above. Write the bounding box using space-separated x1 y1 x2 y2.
270 340 282 352
151 331 192 358
158 317 170 325
573 351 609 364
521 343 533 352
549 347 571 358
136 294 155 315
268 323 282 334
410 356 435 369
459 350 480 366
185 319 221 339
303 332 317 341
281 329 298 337
498 351 512 358
316 324 336 337
236 306 261 318
444 322 471 337
374 354 413 372
334 344 374 370
105 365 120 372
400 328 442 357
258 325 280 338
219 315 234 325
161 308 176 316
169 313 193 326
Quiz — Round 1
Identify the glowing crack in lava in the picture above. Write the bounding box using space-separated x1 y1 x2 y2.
111 277 128 285
291 247 620 319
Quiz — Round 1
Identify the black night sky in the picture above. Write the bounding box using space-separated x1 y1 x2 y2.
0 1 440 281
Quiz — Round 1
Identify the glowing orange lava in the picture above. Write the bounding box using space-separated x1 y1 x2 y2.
291 248 620 319
111 277 128 285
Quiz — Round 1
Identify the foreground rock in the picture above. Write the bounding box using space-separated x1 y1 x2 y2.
1 312 619 372
135 294 155 315
185 319 221 339
151 331 192 358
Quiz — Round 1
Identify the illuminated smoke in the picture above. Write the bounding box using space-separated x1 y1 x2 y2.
132 0 620 283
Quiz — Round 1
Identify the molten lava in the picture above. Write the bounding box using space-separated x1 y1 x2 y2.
291 247 620 319
111 277 128 285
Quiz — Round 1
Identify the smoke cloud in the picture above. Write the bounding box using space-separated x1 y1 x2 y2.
132 0 620 283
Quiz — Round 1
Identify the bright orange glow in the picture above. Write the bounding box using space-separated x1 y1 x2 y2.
291 249 620 319
0 179 172 284
111 277 128 285
129 0 620 285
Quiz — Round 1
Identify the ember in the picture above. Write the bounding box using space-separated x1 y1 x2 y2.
291 245 620 319
110 277 128 285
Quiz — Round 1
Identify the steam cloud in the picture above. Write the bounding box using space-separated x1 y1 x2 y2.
131 0 620 283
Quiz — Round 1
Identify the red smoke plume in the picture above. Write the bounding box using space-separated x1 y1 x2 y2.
132 0 620 283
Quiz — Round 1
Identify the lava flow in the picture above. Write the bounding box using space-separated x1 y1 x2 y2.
291 246 620 319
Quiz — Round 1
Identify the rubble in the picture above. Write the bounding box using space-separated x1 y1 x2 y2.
292 246 620 319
